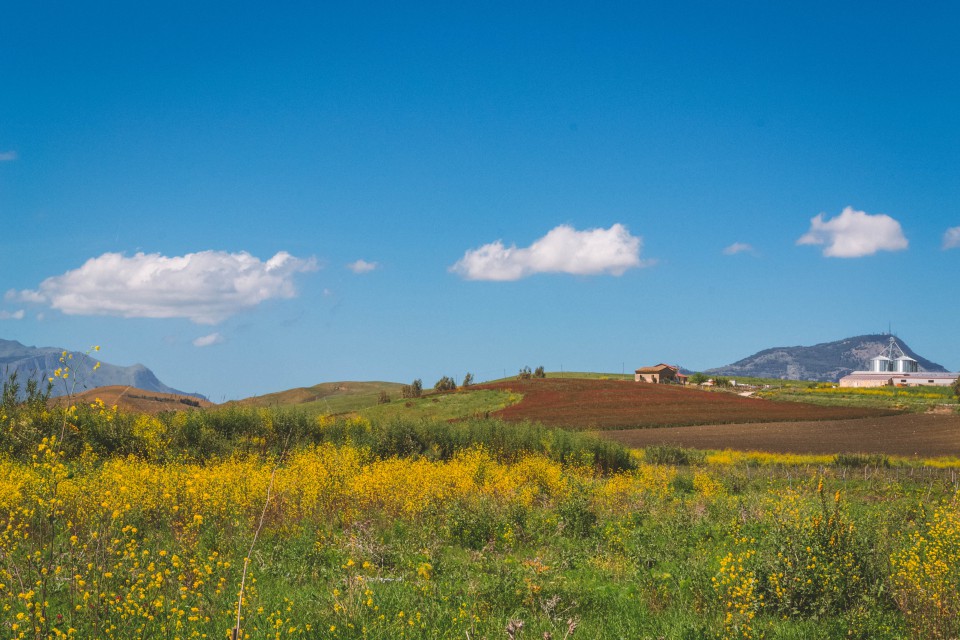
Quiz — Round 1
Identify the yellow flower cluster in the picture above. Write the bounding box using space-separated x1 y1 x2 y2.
890 495 960 638
713 538 763 640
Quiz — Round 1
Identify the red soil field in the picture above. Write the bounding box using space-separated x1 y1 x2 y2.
600 414 960 457
474 378 895 430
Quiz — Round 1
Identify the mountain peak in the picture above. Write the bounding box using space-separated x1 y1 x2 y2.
0 339 204 399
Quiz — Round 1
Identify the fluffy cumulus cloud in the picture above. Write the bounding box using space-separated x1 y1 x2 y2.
346 259 379 274
15 250 318 324
450 223 648 281
797 206 908 258
0 309 25 320
722 242 755 256
193 332 225 347
943 226 960 250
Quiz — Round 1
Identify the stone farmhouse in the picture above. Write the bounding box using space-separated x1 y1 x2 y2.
635 364 687 384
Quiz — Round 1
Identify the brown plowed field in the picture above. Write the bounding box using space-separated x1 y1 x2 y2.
600 414 960 457
475 378 895 430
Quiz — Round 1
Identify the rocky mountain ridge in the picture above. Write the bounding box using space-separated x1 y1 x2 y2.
0 338 204 399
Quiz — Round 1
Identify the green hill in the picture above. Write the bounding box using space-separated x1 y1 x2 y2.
230 381 407 415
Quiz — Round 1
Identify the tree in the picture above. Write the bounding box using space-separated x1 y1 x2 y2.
518 366 532 380
401 378 423 399
377 390 391 404
533 366 546 379
954 375 960 399
434 376 456 392
690 372 708 385
462 372 474 388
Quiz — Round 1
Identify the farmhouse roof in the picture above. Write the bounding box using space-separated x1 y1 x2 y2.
634 363 679 374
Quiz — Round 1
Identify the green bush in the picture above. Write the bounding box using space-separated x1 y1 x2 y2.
833 453 891 468
644 444 705 466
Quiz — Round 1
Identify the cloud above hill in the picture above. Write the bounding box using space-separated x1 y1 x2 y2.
193 332 225 347
450 223 649 281
797 206 908 258
943 226 960 250
723 242 755 256
13 250 318 324
347 259 379 274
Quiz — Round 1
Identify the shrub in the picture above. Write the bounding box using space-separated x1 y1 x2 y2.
764 480 876 617
518 366 532 380
833 453 891 468
891 500 960 638
533 366 546 379
462 372 474 387
644 444 705 466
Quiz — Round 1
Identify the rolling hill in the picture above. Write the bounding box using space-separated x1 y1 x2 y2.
68 386 215 414
230 380 407 415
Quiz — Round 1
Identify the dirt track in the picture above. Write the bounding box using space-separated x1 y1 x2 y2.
598 414 960 457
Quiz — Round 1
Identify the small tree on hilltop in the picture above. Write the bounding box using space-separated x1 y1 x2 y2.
690 372 708 385
954 375 960 399
401 378 423 399
533 365 546 379
462 372 474 388
434 376 456 392
518 366 532 380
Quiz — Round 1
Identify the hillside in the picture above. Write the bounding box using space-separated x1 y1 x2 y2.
231 380 407 415
66 386 215 414
0 339 204 399
705 334 948 382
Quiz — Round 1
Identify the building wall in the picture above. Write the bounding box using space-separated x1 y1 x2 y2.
840 373 958 388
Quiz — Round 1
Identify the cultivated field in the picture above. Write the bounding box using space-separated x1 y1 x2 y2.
602 413 960 457
476 378 896 430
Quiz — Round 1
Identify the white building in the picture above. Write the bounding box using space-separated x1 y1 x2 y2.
838 337 958 388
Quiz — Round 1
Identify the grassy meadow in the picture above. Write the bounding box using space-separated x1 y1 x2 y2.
2 372 960 639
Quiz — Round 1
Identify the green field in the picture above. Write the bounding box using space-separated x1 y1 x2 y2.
358 388 521 422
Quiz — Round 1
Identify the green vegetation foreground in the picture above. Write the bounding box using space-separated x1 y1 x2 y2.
2 389 960 638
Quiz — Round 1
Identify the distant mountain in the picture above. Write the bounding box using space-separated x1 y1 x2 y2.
705 334 949 382
0 339 205 399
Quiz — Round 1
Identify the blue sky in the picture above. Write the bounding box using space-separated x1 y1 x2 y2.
1 1 958 400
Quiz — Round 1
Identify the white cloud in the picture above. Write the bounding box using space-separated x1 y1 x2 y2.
15 250 318 324
0 309 24 320
347 259 379 274
193 332 225 347
0 151 17 162
450 223 649 281
943 226 960 250
797 206 908 258
723 242 755 256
